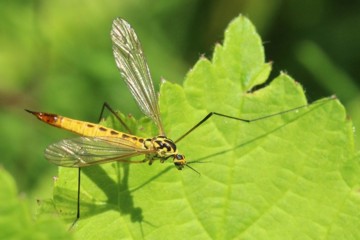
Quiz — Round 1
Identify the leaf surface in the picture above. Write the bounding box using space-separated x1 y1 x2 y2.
48 16 360 239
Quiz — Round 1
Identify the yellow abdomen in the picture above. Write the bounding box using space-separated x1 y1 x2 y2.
26 109 144 147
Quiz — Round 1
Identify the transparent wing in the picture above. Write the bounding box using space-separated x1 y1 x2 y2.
111 18 164 135
45 136 154 167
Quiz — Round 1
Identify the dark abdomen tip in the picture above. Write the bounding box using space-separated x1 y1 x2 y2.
26 109 59 125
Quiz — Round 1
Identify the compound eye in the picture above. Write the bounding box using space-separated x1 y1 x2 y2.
175 154 184 160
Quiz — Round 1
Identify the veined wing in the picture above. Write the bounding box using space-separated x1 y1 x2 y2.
45 136 154 167
111 18 164 135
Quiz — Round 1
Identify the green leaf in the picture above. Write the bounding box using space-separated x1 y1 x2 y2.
44 15 360 239
0 167 71 240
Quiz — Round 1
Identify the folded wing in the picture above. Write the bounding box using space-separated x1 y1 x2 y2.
45 136 154 167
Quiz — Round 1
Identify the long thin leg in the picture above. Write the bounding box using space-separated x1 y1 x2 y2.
175 96 335 143
70 103 132 229
76 168 81 219
99 102 132 134
69 168 81 230
71 103 132 227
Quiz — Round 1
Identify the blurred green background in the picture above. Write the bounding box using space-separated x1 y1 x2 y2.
1 0 360 215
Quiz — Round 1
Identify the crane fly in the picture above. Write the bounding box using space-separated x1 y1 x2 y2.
26 19 187 171
26 18 335 227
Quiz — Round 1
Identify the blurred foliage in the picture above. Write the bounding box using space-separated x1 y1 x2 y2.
0 167 71 239
0 0 359 234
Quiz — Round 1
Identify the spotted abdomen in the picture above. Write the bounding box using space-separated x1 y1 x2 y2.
26 110 144 145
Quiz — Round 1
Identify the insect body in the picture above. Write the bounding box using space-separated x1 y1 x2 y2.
25 109 186 169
